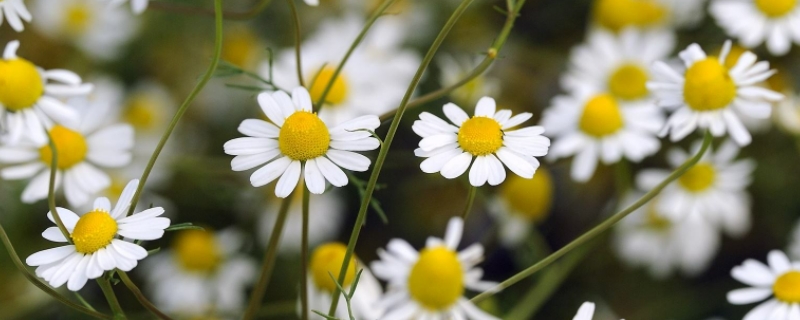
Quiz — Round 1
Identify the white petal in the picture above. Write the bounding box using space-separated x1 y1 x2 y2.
441 152 472 179
727 287 774 305
325 150 371 172
469 156 489 187
443 103 469 126
275 160 301 198
292 87 313 112
444 217 464 250
304 159 326 194
26 246 76 266
316 156 348 187
474 97 496 117
250 156 292 187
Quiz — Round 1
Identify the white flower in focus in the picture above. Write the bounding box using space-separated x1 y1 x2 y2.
0 0 32 32
104 0 149 14
438 54 500 106
25 180 169 291
648 41 784 146
636 140 754 236
727 250 800 319
0 41 91 146
711 0 800 56
413 97 550 187
224 87 381 198
487 168 554 246
371 217 499 320
258 188 344 253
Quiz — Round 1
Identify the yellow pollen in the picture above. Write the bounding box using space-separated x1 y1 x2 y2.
579 94 625 137
684 58 737 112
310 243 358 292
174 229 222 273
39 126 88 170
593 0 667 32
608 64 649 100
0 58 44 111
458 116 503 156
71 210 118 254
756 0 797 17
307 66 349 106
408 246 464 311
124 95 160 130
678 163 716 192
278 111 330 161
64 4 92 36
774 271 800 303
499 169 554 222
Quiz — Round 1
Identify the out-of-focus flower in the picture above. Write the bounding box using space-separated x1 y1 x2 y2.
304 242 384 319
258 187 344 254
637 140 754 236
648 41 783 146
727 250 800 319
143 228 257 315
0 0 32 32
789 220 800 260
711 0 800 56
304 0 319 6
414 97 550 187
438 54 500 106
224 87 381 198
371 217 498 320
25 180 169 291
487 167 554 246
0 41 91 145
573 302 596 320
222 26 265 70
591 0 708 32
104 0 149 14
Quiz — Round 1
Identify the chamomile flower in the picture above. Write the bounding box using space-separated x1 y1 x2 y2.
648 41 784 146
224 87 381 198
727 250 800 319
438 54 500 106
711 0 800 56
487 167 554 246
304 242 385 319
0 0 32 32
25 179 169 291
258 187 344 254
573 302 596 320
592 0 708 32
0 41 91 146
143 229 257 315
413 97 550 187
104 0 149 14
371 217 498 320
636 140 754 236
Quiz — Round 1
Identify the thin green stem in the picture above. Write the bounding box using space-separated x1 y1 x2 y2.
149 0 272 20
44 132 70 243
74 292 97 312
117 271 172 320
97 277 125 319
300 187 310 320
127 0 224 217
243 194 296 320
471 131 714 303
462 186 477 220
327 0 475 315
287 0 304 87
313 0 397 112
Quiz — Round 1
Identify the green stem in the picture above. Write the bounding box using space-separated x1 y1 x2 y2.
287 0 304 87
470 131 714 303
300 187 310 320
148 0 273 20
44 132 70 243
97 278 125 319
117 271 172 320
327 0 475 316
127 0 224 217
74 292 97 312
462 186 477 220
243 194 295 320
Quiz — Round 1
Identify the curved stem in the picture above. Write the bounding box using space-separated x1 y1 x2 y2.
127 0 225 217
117 271 172 320
300 187 310 320
462 186 477 220
45 132 70 243
327 0 476 315
149 0 273 20
287 0 304 87
97 277 125 319
471 131 714 303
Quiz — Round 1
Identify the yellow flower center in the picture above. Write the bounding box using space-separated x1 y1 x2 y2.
579 94 625 137
307 66 349 106
645 203 672 230
594 0 667 32
0 58 44 111
684 58 737 112
71 210 118 254
407 246 464 311
756 0 797 17
310 242 358 292
222 28 259 68
173 229 222 273
39 126 89 170
458 116 503 156
608 64 649 100
774 271 800 303
278 111 330 161
124 95 161 130
499 169 554 222
678 163 716 192
64 4 92 36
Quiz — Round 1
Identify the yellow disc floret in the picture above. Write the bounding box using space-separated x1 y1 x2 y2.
39 126 89 170
278 111 330 161
407 246 464 311
608 64 649 100
593 0 667 32
64 4 92 36
0 58 44 111
458 116 503 156
683 58 737 112
499 169 554 223
124 95 160 130
774 271 800 302
756 0 797 17
308 66 349 106
579 94 625 137
678 162 716 192
71 210 118 254
174 229 222 273
310 243 358 292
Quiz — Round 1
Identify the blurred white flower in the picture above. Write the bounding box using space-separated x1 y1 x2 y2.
258 188 344 254
573 302 596 320
790 220 800 260
0 0 32 32
592 0 708 32
711 0 800 56
304 0 319 6
727 250 800 319
438 54 500 106
104 0 149 14
487 167 554 246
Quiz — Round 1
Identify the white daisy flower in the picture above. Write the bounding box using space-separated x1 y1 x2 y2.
487 167 554 246
438 54 500 106
592 0 708 32
104 0 149 14
0 90 135 207
258 188 344 254
711 0 800 56
613 192 720 278
371 217 499 320
223 87 381 198
648 41 784 146
25 179 169 291
542 87 663 182
0 0 32 32
143 228 257 315
789 220 800 260
636 140 755 236
774 91 800 135
727 250 800 319
304 242 385 319
573 302 596 320
0 40 91 146
413 97 550 187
